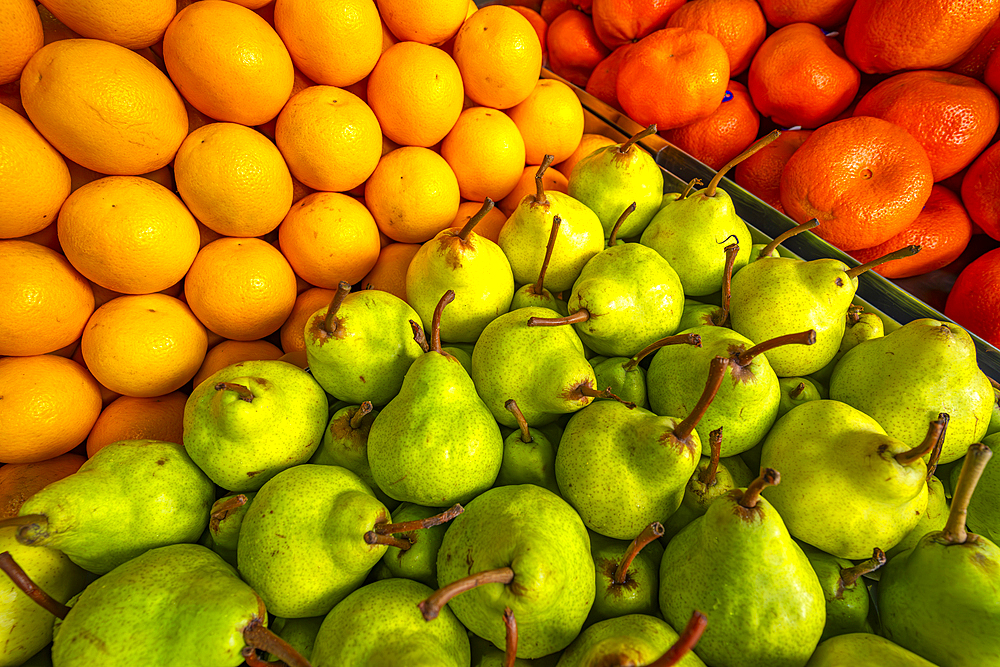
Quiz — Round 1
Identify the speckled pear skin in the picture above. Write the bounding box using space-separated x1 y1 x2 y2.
205 491 257 567
52 543 264 667
237 464 389 619
886 475 949 558
18 439 215 574
658 489 826 667
592 356 648 409
435 485 595 659
829 319 993 464
309 403 389 505
311 578 470 667
759 400 928 559
587 532 663 624
805 634 937 667
960 432 1000 542
777 377 823 417
557 614 706 667
660 455 755 543
798 544 874 642
378 503 451 589
265 616 323 664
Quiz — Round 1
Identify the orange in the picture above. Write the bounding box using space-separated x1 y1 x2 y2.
0 104 71 239
256 66 316 141
39 0 174 49
946 246 1000 347
665 0 767 77
585 43 634 110
275 85 383 192
71 343 122 408
19 38 188 176
961 141 1000 240
376 0 467 45
547 9 611 88
360 244 422 302
366 41 465 148
279 192 382 287
0 355 102 464
57 176 201 295
733 129 812 214
0 453 86 518
541 0 577 23
616 27 730 131
850 185 973 279
591 0 684 50
451 201 509 243
441 106 527 204
748 23 860 129
498 166 569 218
279 287 339 355
510 6 548 58
85 391 189 457
0 240 94 356
844 0 1000 74
81 293 208 397
758 0 856 29
453 5 543 109
0 0 43 85
365 146 462 244
174 122 293 238
950 17 1000 79
273 0 382 87
555 132 618 178
662 80 760 171
183 237 297 341
507 78 585 165
190 340 284 390
986 46 1000 95
853 70 1000 182
780 116 934 252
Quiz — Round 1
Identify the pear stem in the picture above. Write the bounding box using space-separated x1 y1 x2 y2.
503 607 518 667
243 619 312 667
645 610 709 667
699 427 723 487
531 215 562 296
671 356 729 443
0 551 70 619
733 330 816 367
0 514 45 530
322 281 352 335
215 382 254 402
789 382 806 400
364 532 413 549
623 333 702 372
209 494 249 533
527 309 590 327
577 384 637 409
458 198 494 242
680 178 702 200
895 413 949 467
846 304 863 326
705 130 780 198
926 415 948 480
533 155 555 207
505 399 533 443
418 566 516 621
712 243 740 326
836 547 886 599
619 124 658 154
430 291 455 354
612 522 665 585
410 320 429 353
372 505 464 536
738 468 781 509
608 202 636 247
844 245 921 280
350 401 374 430
760 218 819 258
989 376 1000 393
941 442 993 545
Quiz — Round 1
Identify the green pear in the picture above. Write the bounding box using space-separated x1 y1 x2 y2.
777 377 823 417
986 384 1000 435
509 211 570 316
495 399 560 494
957 431 1000 542
184 359 328 492
265 616 324 664
557 613 708 667
441 344 473 374
677 299 726 331
800 544 885 642
371 504 464 590
747 218 820 264
587 523 664 624
889 438 951 559
589 332 704 412
206 492 255 567
805 634 937 667
309 401 392 506
808 306 884 386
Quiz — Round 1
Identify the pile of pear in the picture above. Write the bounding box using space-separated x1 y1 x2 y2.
3 127 1000 667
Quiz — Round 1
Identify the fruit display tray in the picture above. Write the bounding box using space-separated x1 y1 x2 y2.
544 69 1000 383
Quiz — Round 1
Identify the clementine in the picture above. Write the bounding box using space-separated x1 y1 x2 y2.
961 141 1000 240
665 0 767 77
662 81 760 171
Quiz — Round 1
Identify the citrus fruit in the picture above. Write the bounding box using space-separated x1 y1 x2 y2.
662 81 760 171
950 18 1000 79
190 340 285 390
961 141 1000 240
758 0 856 28
591 0 684 50
85 391 189 457
498 166 570 218
547 9 611 87
452 201 510 243
279 287 339 355
0 453 86 518
945 247 1000 348
441 107 527 204
40 0 174 49
555 132 618 177
507 79 585 166
360 243 422 302
665 0 767 77
733 129 812 214
585 43 634 109
376 0 468 45
0 0 43 85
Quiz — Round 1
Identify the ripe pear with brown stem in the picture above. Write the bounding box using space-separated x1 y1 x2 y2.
557 610 709 667
587 522 666 624
748 218 820 263
887 425 951 558
809 304 884 387
591 332 704 411
675 242 741 331
494 399 560 494
509 212 568 315
309 401 393 507
800 544 886 641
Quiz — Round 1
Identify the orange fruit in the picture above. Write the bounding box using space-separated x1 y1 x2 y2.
853 70 1000 182
585 43 634 110
441 106 527 203
360 243 422 302
986 46 1000 95
20 38 188 175
0 240 94 356
274 0 382 86
279 287 339 355
758 0 856 29
662 80 760 171
510 6 548 58
190 340 284 390
498 166 570 218
85 391 189 457
547 9 611 88
0 0 43 85
733 129 812 214
0 355 102 464
591 0 684 50
57 176 200 295
849 185 973 279
555 132 619 178
748 23 860 129
256 65 316 142
279 192 382 287
0 452 86 518
163 1 294 125
961 140 1000 240
844 0 1000 74
0 104 71 239
365 146 462 244
174 122 293 238
616 27 731 131
950 17 1000 79
541 0 578 23
39 0 174 49
453 5 543 109
366 41 465 148
665 0 767 77
507 78 585 165
184 237 297 341
452 201 510 243
780 116 934 251
275 85 383 192
946 246 1000 347
81 293 208 397
376 0 467 45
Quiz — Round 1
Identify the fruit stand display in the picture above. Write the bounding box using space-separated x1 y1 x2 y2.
1 1 1000 666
